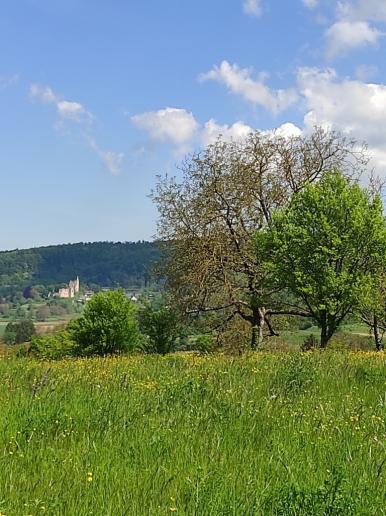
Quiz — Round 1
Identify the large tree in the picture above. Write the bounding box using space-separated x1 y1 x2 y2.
266 171 386 348
153 128 368 349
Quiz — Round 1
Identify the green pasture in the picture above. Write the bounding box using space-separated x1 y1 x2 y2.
0 351 385 515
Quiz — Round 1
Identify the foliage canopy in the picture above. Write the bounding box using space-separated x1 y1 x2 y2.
265 171 386 347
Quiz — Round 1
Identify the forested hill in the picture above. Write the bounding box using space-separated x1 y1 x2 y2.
0 241 162 292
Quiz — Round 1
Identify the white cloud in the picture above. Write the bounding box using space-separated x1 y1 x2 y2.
297 67 386 172
202 119 253 145
338 1 386 22
131 107 199 146
323 1 386 59
30 83 122 175
88 138 124 176
30 83 93 123
30 84 59 104
243 0 262 17
132 106 302 152
57 100 90 122
100 151 124 176
265 122 303 138
325 21 384 59
131 64 386 178
200 60 298 115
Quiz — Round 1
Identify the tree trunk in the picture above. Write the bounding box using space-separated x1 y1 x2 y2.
251 325 258 350
250 308 265 350
320 312 335 348
320 325 328 348
373 314 382 351
320 313 329 348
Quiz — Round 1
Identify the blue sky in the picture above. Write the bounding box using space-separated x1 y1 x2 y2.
1 0 386 250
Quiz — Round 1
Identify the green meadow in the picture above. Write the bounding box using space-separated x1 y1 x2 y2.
1 351 386 515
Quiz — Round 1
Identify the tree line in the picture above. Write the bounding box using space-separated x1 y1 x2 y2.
0 241 162 299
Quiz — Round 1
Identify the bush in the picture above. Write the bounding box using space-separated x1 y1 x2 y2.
4 319 36 345
70 290 140 356
30 331 75 359
301 333 319 351
185 334 215 353
139 304 180 355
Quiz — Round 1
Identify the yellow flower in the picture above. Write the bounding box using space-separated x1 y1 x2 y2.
169 509 177 513
86 472 93 482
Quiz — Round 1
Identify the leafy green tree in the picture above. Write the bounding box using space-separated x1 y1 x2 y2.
265 171 386 347
70 290 140 356
4 319 36 345
139 304 181 355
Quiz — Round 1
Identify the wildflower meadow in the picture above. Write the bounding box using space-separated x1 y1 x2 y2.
1 351 386 515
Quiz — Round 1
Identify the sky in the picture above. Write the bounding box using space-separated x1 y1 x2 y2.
1 0 386 251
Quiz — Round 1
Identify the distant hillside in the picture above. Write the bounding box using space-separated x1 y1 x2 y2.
0 241 162 293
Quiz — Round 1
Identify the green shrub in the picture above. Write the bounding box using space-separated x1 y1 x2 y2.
30 331 75 359
300 333 318 351
139 304 180 355
70 290 140 356
186 334 215 353
4 319 36 345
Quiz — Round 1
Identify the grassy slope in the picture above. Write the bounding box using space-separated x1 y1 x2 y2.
1 352 386 515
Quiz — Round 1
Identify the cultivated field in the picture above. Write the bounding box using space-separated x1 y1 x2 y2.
1 352 386 515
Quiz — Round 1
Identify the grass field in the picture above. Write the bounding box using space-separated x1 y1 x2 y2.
1 352 386 515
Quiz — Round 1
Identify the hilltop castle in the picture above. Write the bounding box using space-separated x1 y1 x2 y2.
58 277 80 299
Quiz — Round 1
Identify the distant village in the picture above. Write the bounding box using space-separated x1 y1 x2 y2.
52 277 139 303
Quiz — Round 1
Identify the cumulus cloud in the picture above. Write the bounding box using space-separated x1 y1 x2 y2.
200 61 298 115
297 66 386 172
131 107 199 146
325 21 383 59
243 0 262 17
132 105 302 152
323 0 386 59
131 61 386 177
202 119 253 146
264 122 303 138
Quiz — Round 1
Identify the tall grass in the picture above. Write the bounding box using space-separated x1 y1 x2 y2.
0 352 386 515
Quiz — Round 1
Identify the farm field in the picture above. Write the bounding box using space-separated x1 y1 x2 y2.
1 352 386 515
